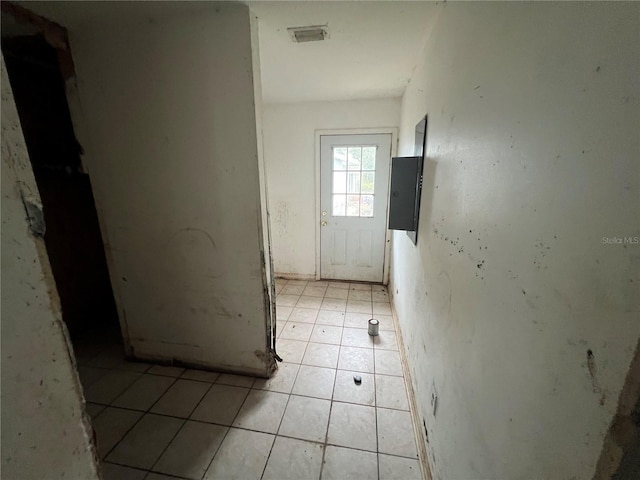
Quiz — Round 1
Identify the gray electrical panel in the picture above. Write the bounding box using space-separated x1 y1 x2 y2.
388 156 421 232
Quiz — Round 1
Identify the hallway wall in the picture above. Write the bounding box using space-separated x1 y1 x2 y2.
36 2 275 376
1 55 99 479
263 98 400 277
391 2 640 479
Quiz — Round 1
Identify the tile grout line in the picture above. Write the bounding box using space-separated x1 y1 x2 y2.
98 374 181 464
318 323 343 480
146 377 219 478
258 325 312 480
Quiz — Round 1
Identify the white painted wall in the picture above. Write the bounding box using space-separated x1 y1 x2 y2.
263 98 400 277
391 2 640 479
1 55 99 479
44 3 274 376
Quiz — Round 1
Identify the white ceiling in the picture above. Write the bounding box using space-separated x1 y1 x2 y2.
17 1 436 105
250 1 438 104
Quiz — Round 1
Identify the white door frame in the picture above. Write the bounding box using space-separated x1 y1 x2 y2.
315 128 398 285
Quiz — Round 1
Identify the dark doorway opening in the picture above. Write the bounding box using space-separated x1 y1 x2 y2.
2 33 119 340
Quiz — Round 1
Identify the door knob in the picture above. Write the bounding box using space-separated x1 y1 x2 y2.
321 221 328 227
322 211 327 216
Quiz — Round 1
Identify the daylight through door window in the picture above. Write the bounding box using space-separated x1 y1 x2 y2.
332 146 376 217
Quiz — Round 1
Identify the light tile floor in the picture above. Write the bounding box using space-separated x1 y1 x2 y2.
74 280 423 480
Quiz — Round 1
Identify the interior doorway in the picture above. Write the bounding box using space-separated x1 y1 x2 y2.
1 30 119 340
319 133 392 283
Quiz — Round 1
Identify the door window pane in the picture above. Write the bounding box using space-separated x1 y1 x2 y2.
333 147 347 170
347 195 360 216
362 147 376 170
333 172 347 194
347 172 361 194
333 195 346 216
330 144 377 218
361 172 375 194
360 195 374 217
348 147 361 170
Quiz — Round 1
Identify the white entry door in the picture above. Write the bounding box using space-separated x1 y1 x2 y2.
320 134 392 282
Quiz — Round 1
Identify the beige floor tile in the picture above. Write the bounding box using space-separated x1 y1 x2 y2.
145 473 178 480
232 390 289 434
346 300 373 314
375 374 409 411
112 374 175 411
288 307 319 324
180 369 220 383
329 281 350 289
348 290 372 302
344 312 372 329
275 339 307 363
106 414 184 469
373 330 398 351
378 454 422 479
302 343 340 368
337 346 374 373
190 384 249 425
85 402 106 418
327 402 377 452
216 373 256 388
342 327 374 348
372 290 390 302
101 462 146 480
302 285 328 297
204 428 274 480
292 365 336 400
324 287 349 300
316 310 345 327
253 362 299 393
375 314 395 332
310 325 343 345
373 302 393 315
333 370 375 406
322 445 378 480
320 298 347 311
349 283 372 291
374 350 403 376
147 365 185 378
77 366 110 388
150 379 211 418
286 280 308 286
280 322 314 341
276 294 300 307
377 408 418 458
153 421 227 479
281 284 305 296
372 284 387 292
296 296 323 309
92 407 143 458
262 437 324 480
278 395 331 442
84 370 142 405
275 306 293 321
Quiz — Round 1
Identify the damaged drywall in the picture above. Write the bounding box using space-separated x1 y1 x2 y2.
391 2 639 479
1 54 99 479
31 2 276 377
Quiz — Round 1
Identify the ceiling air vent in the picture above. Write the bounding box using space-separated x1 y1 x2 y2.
288 25 329 43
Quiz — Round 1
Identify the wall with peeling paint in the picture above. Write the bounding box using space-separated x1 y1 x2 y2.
35 3 274 376
391 2 640 479
1 55 99 479
263 98 400 277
